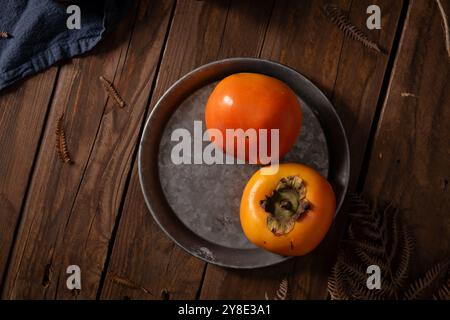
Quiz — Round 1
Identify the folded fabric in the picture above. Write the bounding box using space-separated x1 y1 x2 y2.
0 0 128 91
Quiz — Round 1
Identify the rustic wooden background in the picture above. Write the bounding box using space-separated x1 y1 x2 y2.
0 0 449 299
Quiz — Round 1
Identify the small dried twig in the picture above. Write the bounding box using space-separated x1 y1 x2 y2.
99 76 126 108
324 4 382 53
0 31 9 38
436 0 450 60
401 92 418 98
56 114 72 164
108 271 154 296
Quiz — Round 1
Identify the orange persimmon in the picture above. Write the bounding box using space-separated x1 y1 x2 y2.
205 73 302 162
240 163 336 256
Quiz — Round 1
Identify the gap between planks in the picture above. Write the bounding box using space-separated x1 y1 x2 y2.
356 0 411 192
0 66 62 297
95 0 179 299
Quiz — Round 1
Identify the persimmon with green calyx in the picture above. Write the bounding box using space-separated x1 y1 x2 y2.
205 73 302 163
240 163 336 256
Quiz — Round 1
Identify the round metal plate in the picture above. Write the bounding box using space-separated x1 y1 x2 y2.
138 58 350 269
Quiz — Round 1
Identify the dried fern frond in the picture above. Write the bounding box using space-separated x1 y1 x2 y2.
354 246 388 271
351 216 380 233
354 224 383 242
347 222 357 240
328 263 351 300
433 278 450 300
264 278 289 300
56 114 72 164
329 195 449 300
99 76 126 108
351 282 385 300
0 31 9 38
347 266 395 300
404 262 448 300
341 239 385 257
348 194 373 216
347 196 382 235
393 222 414 289
385 206 400 263
274 278 288 300
336 256 368 284
324 4 382 53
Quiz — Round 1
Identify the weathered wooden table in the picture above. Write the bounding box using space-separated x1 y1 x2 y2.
0 0 448 299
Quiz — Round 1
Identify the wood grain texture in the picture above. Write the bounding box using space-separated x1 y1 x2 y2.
363 0 450 280
333 0 405 189
200 0 351 300
1 0 174 299
216 0 274 58
200 0 404 299
101 0 231 300
0 68 58 287
283 0 403 300
2 0 434 301
100 0 276 300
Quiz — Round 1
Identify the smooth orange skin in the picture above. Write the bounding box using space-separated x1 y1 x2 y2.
205 73 302 162
240 163 336 256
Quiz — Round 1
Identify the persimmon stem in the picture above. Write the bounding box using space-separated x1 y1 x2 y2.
260 176 310 236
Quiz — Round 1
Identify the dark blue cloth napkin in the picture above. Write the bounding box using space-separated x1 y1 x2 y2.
0 0 127 91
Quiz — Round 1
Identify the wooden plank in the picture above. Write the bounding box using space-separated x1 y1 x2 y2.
200 0 405 299
100 0 275 300
0 68 58 288
2 0 174 299
363 0 450 279
333 0 407 189
216 0 274 58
